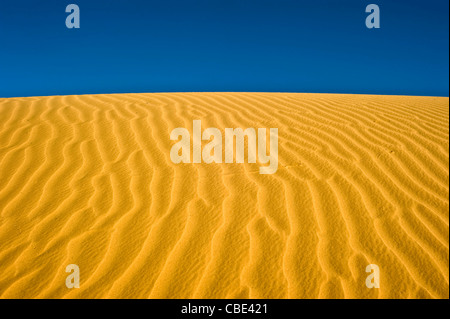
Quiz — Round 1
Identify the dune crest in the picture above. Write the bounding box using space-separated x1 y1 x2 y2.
0 93 448 298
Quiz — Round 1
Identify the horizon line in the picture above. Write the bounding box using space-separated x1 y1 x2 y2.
2 91 449 99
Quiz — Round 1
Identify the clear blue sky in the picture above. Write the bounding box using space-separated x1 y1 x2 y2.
0 0 448 97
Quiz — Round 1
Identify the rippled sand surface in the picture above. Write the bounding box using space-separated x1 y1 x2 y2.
0 93 448 298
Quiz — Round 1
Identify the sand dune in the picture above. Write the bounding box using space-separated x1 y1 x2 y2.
0 93 448 299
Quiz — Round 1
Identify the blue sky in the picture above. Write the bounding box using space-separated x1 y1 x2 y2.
0 0 448 97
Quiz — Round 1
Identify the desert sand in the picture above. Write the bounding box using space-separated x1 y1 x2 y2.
0 93 448 299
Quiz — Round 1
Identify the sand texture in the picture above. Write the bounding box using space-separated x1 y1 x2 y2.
0 93 448 298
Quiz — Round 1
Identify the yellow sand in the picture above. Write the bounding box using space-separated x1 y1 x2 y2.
0 93 448 299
